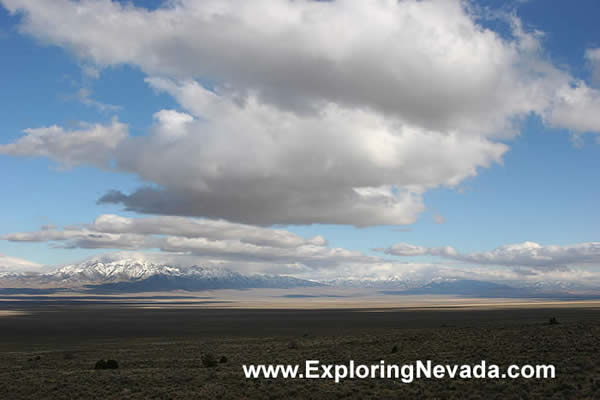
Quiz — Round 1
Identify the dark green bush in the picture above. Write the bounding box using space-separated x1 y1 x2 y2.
201 353 218 368
94 359 119 369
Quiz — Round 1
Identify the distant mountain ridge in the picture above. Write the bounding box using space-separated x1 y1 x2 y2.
381 279 528 297
378 278 600 299
0 258 322 291
47 259 245 283
0 257 597 298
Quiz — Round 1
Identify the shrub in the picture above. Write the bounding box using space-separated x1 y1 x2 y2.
288 341 299 349
549 317 559 325
201 353 218 368
391 345 399 353
94 359 119 369
219 356 228 364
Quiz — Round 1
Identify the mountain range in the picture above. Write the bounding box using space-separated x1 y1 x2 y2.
0 258 322 292
0 257 597 298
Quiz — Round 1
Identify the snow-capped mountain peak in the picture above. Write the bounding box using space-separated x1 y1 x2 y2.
46 259 239 283
0 255 322 291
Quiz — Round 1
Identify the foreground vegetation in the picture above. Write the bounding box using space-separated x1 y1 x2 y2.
0 305 598 399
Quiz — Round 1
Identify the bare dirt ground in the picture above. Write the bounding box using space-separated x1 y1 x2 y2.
0 300 599 399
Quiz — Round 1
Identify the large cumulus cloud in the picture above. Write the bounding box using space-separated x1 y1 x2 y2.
1 0 600 225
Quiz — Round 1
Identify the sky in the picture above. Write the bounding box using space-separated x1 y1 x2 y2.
0 0 599 285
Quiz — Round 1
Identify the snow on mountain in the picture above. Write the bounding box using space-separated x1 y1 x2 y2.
0 256 322 291
322 274 437 289
519 280 595 292
48 260 181 283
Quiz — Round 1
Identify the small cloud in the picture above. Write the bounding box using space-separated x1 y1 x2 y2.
390 227 411 232
0 254 44 273
585 48 600 84
0 118 128 168
76 88 121 112
82 64 101 79
433 212 446 224
570 132 585 148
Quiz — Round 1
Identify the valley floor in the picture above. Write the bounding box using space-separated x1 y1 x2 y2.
3 287 600 309
0 302 599 399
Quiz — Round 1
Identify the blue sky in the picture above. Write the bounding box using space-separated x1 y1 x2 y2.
0 0 599 283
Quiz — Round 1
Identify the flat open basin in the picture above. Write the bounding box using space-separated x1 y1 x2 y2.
1 298 599 398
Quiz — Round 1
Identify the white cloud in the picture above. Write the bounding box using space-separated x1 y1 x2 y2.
381 241 600 269
76 87 121 112
1 215 370 269
4 80 507 225
4 0 598 134
0 118 127 168
433 212 446 224
0 80 509 225
0 0 537 133
586 47 600 84
90 214 327 248
379 243 428 257
1 0 600 225
544 81 600 134
2 0 527 130
0 253 43 273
